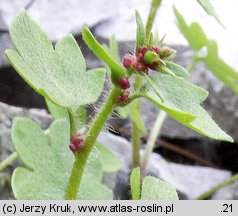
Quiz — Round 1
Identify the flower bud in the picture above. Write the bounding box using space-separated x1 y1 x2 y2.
137 47 149 61
143 51 159 65
159 46 176 59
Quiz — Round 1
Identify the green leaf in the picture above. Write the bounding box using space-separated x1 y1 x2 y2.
11 118 112 200
141 176 178 200
128 100 147 133
135 10 145 50
204 40 238 94
174 8 238 97
135 75 233 142
116 100 147 133
102 35 120 78
45 98 70 120
95 143 122 173
109 35 120 62
196 0 224 27
130 167 141 200
146 0 162 40
174 7 207 51
165 62 189 79
82 26 127 84
5 9 105 112
158 65 177 78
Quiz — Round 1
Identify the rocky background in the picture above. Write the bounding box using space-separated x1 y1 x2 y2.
0 0 238 200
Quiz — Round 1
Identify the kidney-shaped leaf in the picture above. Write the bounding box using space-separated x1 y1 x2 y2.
141 176 178 200
5 9 105 111
135 75 233 142
11 118 112 200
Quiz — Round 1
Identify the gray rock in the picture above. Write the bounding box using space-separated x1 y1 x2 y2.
1 0 238 142
211 181 238 200
0 0 116 41
146 153 231 200
0 34 11 67
0 0 117 68
97 131 132 199
0 102 51 199
0 102 234 200
97 131 231 200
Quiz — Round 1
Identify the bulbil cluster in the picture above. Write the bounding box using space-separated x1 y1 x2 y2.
116 90 130 104
116 77 130 105
116 45 174 105
122 45 175 74
69 134 85 152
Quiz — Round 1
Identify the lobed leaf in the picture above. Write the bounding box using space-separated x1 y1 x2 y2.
45 98 70 120
135 75 233 142
5 9 105 112
141 176 178 200
174 7 207 51
11 118 114 200
204 40 238 95
174 9 238 97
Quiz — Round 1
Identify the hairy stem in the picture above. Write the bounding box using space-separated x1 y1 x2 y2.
65 87 121 200
132 121 141 168
141 110 167 176
131 75 142 168
196 173 238 200
146 0 162 41
0 152 17 172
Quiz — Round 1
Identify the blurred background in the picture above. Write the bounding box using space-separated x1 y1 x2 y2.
0 0 238 200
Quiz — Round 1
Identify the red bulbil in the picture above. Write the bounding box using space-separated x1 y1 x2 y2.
116 95 123 103
133 62 149 74
133 62 145 71
116 90 130 104
152 45 160 53
122 55 135 68
138 47 149 55
148 62 159 70
71 134 83 143
69 144 78 152
118 77 130 89
69 134 85 152
137 47 149 61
